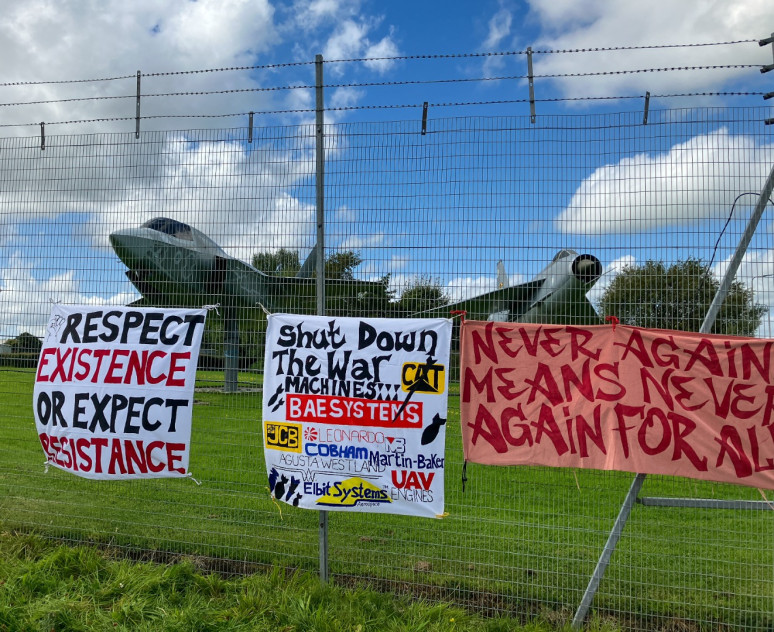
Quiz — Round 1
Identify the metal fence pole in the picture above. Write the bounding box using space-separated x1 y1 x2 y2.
315 53 329 583
700 162 774 334
571 473 646 628
572 161 774 628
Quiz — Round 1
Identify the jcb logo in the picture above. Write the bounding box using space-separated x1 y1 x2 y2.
401 361 445 394
265 421 302 452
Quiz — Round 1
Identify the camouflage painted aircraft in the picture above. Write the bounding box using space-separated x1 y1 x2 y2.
109 217 602 388
110 217 603 324
427 249 603 325
109 217 386 316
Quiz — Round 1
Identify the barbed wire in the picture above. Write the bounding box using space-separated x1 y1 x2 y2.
0 74 137 88
0 64 764 109
1 91 765 129
326 39 760 63
0 39 760 88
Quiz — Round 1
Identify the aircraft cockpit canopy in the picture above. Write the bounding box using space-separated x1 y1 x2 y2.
552 249 577 262
142 218 194 242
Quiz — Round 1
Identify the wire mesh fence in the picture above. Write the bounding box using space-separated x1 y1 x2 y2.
1 106 774 630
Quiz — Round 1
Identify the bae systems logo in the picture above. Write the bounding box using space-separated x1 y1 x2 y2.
315 477 391 507
264 421 302 453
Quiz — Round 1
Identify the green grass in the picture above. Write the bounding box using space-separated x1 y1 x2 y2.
2 531 594 632
2 367 773 630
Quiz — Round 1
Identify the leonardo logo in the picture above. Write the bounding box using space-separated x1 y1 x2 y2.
264 421 302 453
315 477 392 507
401 361 445 394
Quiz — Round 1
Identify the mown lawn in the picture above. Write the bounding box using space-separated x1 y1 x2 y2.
2 531 597 632
1 367 773 630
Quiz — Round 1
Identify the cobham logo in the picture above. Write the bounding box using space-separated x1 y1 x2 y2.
315 477 391 507
264 421 302 453
401 361 445 394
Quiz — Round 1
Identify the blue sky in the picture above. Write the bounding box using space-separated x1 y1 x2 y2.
0 0 773 338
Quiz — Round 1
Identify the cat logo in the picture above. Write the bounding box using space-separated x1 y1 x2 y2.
264 421 302 453
401 361 445 394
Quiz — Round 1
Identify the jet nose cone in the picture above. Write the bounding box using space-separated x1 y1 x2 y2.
572 255 603 284
109 228 146 267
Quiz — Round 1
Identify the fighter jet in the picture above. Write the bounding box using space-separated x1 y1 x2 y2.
109 218 602 388
110 218 602 324
109 217 387 316
109 217 390 389
430 249 603 325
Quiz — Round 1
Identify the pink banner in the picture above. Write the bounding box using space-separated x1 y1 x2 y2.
460 321 774 488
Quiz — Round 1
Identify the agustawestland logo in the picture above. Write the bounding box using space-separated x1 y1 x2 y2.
401 361 445 394
315 477 391 507
264 421 302 453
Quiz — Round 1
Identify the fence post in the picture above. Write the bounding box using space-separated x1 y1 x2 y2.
572 161 774 628
314 53 330 583
699 162 774 333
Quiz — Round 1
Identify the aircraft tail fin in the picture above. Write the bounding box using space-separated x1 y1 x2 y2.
296 244 318 279
497 260 508 289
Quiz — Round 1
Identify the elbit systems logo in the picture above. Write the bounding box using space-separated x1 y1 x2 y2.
264 421 302 453
315 477 391 507
401 361 445 394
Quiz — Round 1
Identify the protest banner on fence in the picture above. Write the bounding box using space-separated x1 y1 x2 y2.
263 314 452 518
460 320 774 488
33 305 206 480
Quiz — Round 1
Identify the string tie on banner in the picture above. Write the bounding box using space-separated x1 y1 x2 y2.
187 473 201 486
202 303 220 315
605 315 620 332
43 460 50 473
450 309 467 322
266 487 284 519
258 302 271 316
461 460 468 492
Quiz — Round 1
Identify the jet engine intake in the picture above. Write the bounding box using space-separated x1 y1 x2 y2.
572 254 602 285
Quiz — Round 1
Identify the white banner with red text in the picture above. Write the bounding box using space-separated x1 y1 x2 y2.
33 305 206 479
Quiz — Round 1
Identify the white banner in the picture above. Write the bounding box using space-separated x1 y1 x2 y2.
262 314 452 518
33 305 207 480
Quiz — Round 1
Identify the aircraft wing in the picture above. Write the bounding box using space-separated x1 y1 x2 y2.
420 280 602 325
260 273 391 317
422 280 545 321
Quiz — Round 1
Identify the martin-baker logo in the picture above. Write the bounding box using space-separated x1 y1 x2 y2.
401 360 445 394
264 421 302 453
315 477 391 507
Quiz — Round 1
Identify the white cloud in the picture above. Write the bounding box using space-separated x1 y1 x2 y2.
0 253 136 339
329 87 366 109
363 32 400 74
0 0 279 131
481 6 515 76
526 0 770 97
321 17 400 76
556 128 774 234
483 7 513 50
0 131 318 257
287 0 362 31
323 19 370 62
